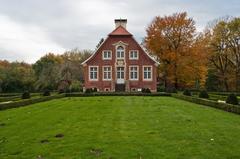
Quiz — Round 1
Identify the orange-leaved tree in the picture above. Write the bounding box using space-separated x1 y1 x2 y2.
144 12 208 89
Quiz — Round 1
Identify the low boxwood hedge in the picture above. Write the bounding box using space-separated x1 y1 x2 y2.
0 94 65 111
66 92 172 97
172 94 240 114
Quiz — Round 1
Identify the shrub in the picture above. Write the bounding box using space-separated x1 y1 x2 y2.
43 90 51 96
199 90 209 99
142 88 151 93
183 89 191 96
65 89 71 93
21 91 30 99
93 88 98 92
172 94 240 114
0 94 65 110
58 89 64 94
166 87 177 93
70 80 83 92
85 88 93 94
157 85 165 92
226 93 239 105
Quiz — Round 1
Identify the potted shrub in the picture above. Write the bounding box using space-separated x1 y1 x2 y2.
183 89 191 96
22 91 30 99
43 90 51 96
226 93 239 105
199 90 209 99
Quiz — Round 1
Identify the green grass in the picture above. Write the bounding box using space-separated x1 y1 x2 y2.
0 97 240 159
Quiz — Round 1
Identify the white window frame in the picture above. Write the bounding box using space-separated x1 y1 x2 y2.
89 66 98 81
143 66 152 81
129 50 139 60
102 50 112 60
102 66 112 81
129 66 139 80
116 46 125 59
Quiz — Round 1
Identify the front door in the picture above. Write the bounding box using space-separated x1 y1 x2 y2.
116 67 125 84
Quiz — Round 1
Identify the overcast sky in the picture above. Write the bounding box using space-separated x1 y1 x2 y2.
0 0 239 63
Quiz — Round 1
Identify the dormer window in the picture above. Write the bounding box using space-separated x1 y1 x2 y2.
129 50 139 60
102 50 112 60
116 46 125 59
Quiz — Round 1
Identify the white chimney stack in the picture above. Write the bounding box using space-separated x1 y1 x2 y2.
115 19 127 29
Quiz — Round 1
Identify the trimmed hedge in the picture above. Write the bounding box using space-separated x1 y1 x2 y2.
66 92 171 97
0 93 21 97
172 94 240 114
0 94 65 111
0 96 20 102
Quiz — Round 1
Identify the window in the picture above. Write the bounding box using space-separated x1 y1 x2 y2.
102 50 112 60
89 66 98 80
143 66 152 80
116 46 125 59
129 66 138 80
103 66 112 80
117 67 124 79
129 50 139 60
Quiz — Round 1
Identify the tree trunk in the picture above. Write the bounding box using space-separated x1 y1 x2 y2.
174 63 178 90
236 71 240 92
224 77 229 92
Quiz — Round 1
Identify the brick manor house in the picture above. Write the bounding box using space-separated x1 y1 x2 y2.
81 19 159 92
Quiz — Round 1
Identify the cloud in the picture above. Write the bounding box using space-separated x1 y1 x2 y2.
0 15 65 63
0 0 239 63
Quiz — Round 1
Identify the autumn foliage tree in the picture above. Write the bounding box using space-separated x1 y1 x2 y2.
207 17 240 91
145 12 208 90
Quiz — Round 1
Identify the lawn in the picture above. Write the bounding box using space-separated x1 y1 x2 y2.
0 96 240 159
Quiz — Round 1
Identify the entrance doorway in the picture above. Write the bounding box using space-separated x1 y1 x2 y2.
116 67 125 92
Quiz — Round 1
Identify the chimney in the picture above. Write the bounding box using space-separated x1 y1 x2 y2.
115 19 127 29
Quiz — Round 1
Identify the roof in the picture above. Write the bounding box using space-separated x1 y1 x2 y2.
109 26 132 36
81 25 159 66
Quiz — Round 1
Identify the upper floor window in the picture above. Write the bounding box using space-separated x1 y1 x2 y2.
129 50 139 60
116 46 125 59
129 66 138 80
103 66 112 80
89 66 98 81
102 50 112 60
143 66 152 81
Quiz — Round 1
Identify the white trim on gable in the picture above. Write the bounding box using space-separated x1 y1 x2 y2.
81 34 160 66
112 40 128 46
81 37 109 65
132 37 160 66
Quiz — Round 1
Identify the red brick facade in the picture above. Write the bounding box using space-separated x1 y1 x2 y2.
82 19 159 92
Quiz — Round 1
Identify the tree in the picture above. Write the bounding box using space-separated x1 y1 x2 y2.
145 12 208 89
33 53 63 90
226 18 240 91
0 60 35 92
207 17 240 91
